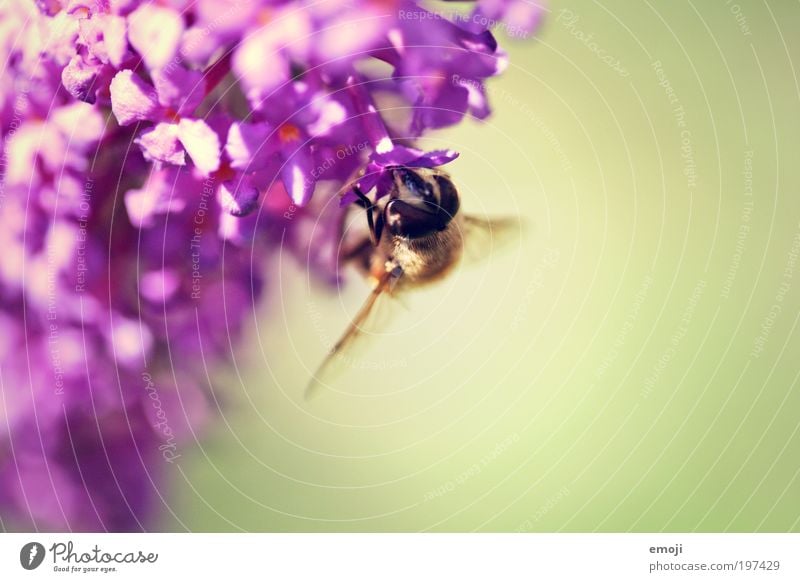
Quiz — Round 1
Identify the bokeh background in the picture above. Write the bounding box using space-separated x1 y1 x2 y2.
162 0 800 531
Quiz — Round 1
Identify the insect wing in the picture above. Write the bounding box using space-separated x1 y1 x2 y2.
459 214 524 266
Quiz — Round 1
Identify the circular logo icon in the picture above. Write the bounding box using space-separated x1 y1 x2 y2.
19 542 45 570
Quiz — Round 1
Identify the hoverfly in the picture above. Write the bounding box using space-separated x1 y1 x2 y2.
305 165 517 398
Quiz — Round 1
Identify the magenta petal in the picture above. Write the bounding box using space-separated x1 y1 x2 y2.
306 98 348 138
281 150 315 206
371 145 422 166
472 0 544 36
135 122 185 166
152 66 205 116
35 0 61 16
226 121 275 170
195 0 259 36
371 146 459 168
463 81 491 119
314 7 390 64
218 178 260 217
109 70 160 126
410 149 460 167
177 118 221 176
347 77 393 152
340 164 393 206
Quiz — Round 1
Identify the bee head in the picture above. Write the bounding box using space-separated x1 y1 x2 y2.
383 167 460 239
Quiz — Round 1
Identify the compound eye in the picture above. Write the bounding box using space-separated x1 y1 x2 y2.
384 199 442 239
392 168 436 205
434 175 460 223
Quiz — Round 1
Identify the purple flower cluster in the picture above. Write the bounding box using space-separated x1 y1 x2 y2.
0 0 542 530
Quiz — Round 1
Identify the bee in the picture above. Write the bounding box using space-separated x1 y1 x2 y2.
305 165 517 398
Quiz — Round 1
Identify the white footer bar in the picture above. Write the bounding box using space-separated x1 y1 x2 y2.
1 533 797 581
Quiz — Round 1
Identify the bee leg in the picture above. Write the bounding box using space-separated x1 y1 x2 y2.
352 186 379 246
374 210 384 242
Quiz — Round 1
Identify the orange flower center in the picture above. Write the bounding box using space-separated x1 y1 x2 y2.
213 162 236 182
164 108 181 123
257 8 274 25
278 123 301 143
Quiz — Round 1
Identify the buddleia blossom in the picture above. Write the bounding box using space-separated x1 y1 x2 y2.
0 0 543 530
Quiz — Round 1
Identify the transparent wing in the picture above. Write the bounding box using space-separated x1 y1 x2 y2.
459 214 525 266
304 268 403 399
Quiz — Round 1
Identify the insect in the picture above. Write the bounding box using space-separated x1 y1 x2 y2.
305 165 517 398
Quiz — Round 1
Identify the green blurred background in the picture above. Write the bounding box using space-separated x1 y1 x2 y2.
163 0 800 531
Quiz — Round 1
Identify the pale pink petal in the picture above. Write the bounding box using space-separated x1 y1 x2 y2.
127 4 184 70
109 69 160 126
61 54 104 103
217 211 242 242
104 15 128 67
77 14 128 66
307 98 347 137
140 269 181 303
51 102 105 146
135 122 185 166
124 170 186 227
177 118 221 175
108 316 153 368
232 27 290 100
